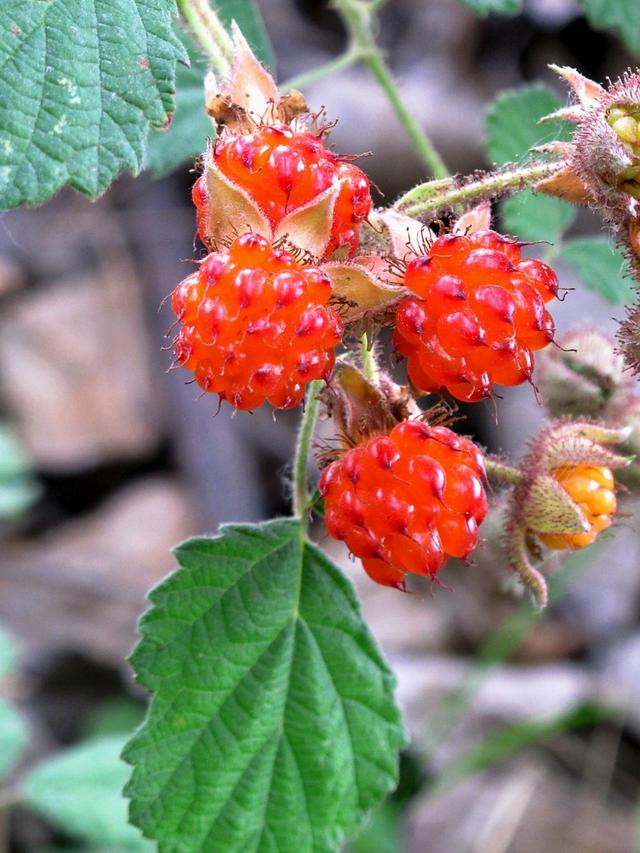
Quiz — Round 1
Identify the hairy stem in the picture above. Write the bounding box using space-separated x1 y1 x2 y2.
359 332 378 383
293 380 323 521
485 458 524 485
177 0 233 77
396 160 567 218
333 0 449 179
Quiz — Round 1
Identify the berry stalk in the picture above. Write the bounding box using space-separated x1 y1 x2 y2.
177 0 233 77
396 160 567 218
293 379 324 522
333 0 449 179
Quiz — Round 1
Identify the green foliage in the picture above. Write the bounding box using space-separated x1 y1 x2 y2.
124 519 406 852
561 237 636 304
0 423 40 520
82 696 146 740
580 0 640 56
147 1 274 176
485 84 575 242
0 0 186 209
24 735 152 850
0 700 28 778
461 0 522 15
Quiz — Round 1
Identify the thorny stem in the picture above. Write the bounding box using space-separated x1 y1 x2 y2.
359 332 378 383
332 0 449 180
485 458 524 485
177 0 233 78
293 380 323 523
396 160 567 218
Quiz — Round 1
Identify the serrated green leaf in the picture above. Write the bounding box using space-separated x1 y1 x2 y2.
580 0 640 56
461 0 522 15
486 84 575 241
216 0 274 70
146 27 213 176
0 0 187 209
560 236 636 304
124 519 406 852
24 735 152 850
0 700 28 778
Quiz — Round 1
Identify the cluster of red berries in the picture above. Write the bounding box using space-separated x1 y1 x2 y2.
193 123 372 259
394 231 559 402
172 233 343 410
320 421 488 588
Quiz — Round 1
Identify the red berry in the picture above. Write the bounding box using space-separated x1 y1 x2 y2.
170 233 343 410
393 230 559 402
194 124 372 259
319 421 487 588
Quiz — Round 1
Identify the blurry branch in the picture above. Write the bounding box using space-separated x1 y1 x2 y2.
281 47 363 94
422 545 601 757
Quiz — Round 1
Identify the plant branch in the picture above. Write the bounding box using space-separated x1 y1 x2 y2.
332 0 449 179
396 160 567 218
485 458 524 485
293 380 323 521
359 332 378 383
177 0 233 77
281 47 364 94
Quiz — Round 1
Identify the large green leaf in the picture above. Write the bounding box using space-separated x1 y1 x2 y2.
580 0 640 56
0 0 186 209
147 2 274 176
0 700 28 778
560 236 636 304
461 0 522 15
485 84 575 241
124 519 406 852
24 735 152 850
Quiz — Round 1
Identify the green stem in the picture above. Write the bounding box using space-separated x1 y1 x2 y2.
333 0 449 179
485 458 524 485
359 332 378 383
281 47 363 94
293 380 323 521
177 0 233 77
396 160 566 218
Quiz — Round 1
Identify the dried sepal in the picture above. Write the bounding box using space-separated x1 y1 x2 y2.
452 201 492 236
274 184 339 259
324 261 406 329
522 475 589 534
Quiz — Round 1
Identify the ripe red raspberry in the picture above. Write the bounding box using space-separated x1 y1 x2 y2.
393 230 559 402
319 421 488 588
171 233 343 410
194 124 372 258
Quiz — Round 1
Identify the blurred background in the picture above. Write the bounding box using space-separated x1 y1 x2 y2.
1 0 639 850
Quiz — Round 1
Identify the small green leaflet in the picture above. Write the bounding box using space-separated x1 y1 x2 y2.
560 237 636 304
485 84 575 242
0 701 28 778
24 735 152 850
147 1 274 176
580 0 640 56
124 519 406 852
461 0 522 15
0 0 186 209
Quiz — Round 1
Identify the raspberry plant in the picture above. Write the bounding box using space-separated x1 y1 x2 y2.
3 0 640 849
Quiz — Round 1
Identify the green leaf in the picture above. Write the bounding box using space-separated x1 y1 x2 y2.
24 735 152 850
124 519 406 852
485 84 576 241
147 2 275 176
461 0 523 15
502 191 576 242
580 0 640 56
0 700 29 778
216 0 274 69
0 0 187 209
560 236 636 304
146 28 213 177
